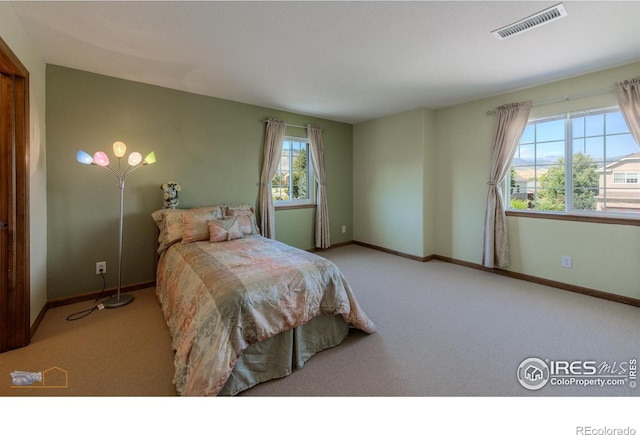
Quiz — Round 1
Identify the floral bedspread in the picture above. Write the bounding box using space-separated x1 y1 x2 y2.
156 235 375 396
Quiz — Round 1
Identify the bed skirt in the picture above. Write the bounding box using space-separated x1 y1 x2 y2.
220 314 350 395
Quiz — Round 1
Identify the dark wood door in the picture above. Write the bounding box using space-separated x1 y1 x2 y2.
0 73 12 351
0 38 30 352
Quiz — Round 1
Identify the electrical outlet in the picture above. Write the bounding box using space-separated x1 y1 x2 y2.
96 261 106 275
561 256 572 268
341 225 347 233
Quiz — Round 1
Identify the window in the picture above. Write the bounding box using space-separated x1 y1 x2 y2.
272 137 314 206
508 107 640 215
613 172 639 184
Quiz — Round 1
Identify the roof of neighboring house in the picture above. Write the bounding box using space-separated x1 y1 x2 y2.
597 152 640 172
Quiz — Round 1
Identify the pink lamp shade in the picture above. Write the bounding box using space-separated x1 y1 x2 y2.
93 151 110 167
128 152 142 166
76 150 94 165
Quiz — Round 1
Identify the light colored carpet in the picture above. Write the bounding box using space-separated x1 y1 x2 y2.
245 245 640 397
0 286 176 397
1 244 638 398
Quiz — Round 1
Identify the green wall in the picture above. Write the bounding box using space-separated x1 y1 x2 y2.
46 65 353 301
434 61 640 300
354 61 640 300
0 3 48 325
353 108 436 258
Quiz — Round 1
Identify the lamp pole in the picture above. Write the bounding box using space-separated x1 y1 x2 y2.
102 177 133 308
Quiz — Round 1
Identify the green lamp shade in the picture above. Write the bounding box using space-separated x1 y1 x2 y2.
144 151 156 165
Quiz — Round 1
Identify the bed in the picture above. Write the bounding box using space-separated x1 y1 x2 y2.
152 204 376 396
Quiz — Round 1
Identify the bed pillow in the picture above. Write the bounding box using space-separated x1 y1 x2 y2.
225 208 260 235
152 208 186 253
207 217 243 242
225 203 253 212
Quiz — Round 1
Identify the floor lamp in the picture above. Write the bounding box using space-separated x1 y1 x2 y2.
77 141 156 308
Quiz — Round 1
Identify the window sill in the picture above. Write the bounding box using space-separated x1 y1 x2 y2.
506 210 640 226
274 203 316 211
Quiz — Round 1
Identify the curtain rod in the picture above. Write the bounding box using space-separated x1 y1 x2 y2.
262 119 310 129
486 86 615 115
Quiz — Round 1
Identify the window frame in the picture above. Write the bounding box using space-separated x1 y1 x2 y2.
505 106 640 225
272 136 316 208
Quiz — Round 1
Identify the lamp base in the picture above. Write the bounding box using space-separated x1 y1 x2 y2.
101 294 134 309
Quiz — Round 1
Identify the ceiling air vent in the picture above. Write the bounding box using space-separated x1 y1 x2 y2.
491 3 568 40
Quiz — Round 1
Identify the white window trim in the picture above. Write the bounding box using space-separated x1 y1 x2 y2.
273 136 315 208
506 106 640 221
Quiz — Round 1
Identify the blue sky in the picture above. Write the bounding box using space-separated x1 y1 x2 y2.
513 111 639 166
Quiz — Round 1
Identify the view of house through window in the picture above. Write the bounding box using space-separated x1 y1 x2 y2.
272 138 314 205
508 107 640 215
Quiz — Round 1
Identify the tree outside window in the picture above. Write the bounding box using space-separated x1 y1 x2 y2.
508 108 640 215
272 138 314 205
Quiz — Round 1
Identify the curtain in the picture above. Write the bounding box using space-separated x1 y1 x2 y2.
307 124 331 248
482 101 532 268
615 76 640 146
259 118 286 239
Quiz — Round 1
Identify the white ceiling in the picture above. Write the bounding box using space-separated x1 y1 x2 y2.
10 1 640 124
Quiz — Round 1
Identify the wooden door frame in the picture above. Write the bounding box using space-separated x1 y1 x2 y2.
0 37 30 352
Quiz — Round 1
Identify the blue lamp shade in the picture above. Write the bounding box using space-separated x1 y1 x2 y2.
77 150 93 165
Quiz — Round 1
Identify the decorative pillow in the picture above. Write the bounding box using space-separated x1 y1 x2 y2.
152 205 224 252
207 217 243 243
225 209 260 235
182 210 220 243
